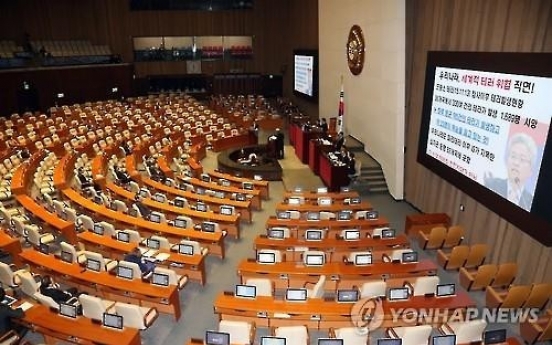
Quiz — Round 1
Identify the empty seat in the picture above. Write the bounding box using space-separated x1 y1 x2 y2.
523 283 552 310
360 280 386 299
486 285 532 309
274 325 309 345
520 308 552 344
442 225 465 248
79 294 116 321
114 303 158 330
218 320 255 345
437 245 469 270
407 276 440 296
304 275 326 299
459 264 497 291
418 226 446 250
386 325 432 345
332 327 369 345
464 244 488 269
244 278 274 297
439 319 487 344
490 262 517 288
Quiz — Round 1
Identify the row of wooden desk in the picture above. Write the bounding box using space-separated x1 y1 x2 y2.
19 249 182 320
77 230 207 285
214 291 476 329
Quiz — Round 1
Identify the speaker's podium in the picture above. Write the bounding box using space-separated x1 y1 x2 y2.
267 135 278 159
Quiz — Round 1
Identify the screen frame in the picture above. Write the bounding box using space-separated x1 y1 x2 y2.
178 243 194 255
103 312 124 330
205 331 230 345
235 284 257 298
483 329 507 345
417 51 552 246
285 288 308 301
305 253 325 266
293 49 319 102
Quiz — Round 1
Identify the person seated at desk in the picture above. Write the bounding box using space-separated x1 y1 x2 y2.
334 131 345 151
39 275 79 306
238 152 259 166
120 142 132 156
145 158 166 183
319 118 329 135
76 167 93 189
347 152 356 175
0 287 25 337
113 166 131 185
133 194 152 219
124 247 156 275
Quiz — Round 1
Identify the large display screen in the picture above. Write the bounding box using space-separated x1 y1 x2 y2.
418 52 552 246
293 49 318 101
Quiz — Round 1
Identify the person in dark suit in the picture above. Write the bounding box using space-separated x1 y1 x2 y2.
76 168 93 189
120 142 132 156
275 128 285 159
484 132 538 212
0 287 25 335
39 275 78 305
347 152 357 175
124 248 156 275
133 194 152 219
114 166 131 184
320 118 328 135
335 131 345 151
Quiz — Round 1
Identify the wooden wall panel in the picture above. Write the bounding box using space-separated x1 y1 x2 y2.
404 0 552 284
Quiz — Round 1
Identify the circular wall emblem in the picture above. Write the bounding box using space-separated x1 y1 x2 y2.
347 24 366 75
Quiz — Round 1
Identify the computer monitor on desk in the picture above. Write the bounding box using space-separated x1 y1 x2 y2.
116 231 130 243
151 272 169 286
201 221 216 233
205 331 230 345
235 284 256 299
336 289 360 303
318 197 332 206
261 337 286 345
305 253 325 266
257 251 276 264
276 211 290 220
285 288 307 302
201 174 211 183
147 238 161 250
305 229 324 241
388 287 410 301
196 202 208 212
174 217 188 229
432 335 456 345
93 223 104 235
59 303 78 318
366 210 379 220
337 211 352 221
436 284 456 297
60 251 73 264
220 205 234 216
377 339 402 345
402 251 418 263
268 228 286 239
343 229 360 241
317 187 328 193
483 329 507 345
117 265 134 280
242 182 254 190
149 212 162 223
318 339 343 345
307 212 320 221
288 197 301 205
86 258 101 272
354 253 372 266
178 243 194 255
173 197 186 208
103 313 123 330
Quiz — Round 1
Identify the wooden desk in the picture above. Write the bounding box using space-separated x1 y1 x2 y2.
265 217 390 238
14 194 77 244
319 152 349 192
254 234 410 263
214 291 475 329
237 259 438 291
181 176 262 211
106 182 242 239
0 230 22 266
275 201 371 213
62 188 226 258
212 132 257 152
137 177 253 224
20 303 141 345
20 250 182 320
77 231 207 285
208 170 270 200
283 190 358 201
404 213 451 236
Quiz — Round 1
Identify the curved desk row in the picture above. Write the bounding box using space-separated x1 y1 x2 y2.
77 230 207 285
19 303 141 345
62 188 226 258
19 249 182 320
265 217 390 237
208 170 269 200
214 291 475 329
237 259 438 292
275 201 372 213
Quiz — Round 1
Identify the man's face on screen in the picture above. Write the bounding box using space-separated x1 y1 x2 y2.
507 142 533 185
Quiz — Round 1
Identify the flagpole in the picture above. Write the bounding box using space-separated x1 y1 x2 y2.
338 75 344 134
